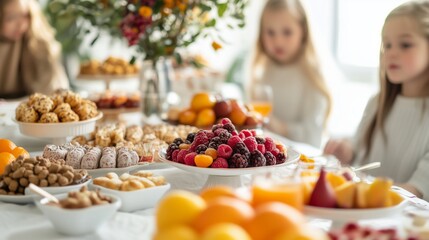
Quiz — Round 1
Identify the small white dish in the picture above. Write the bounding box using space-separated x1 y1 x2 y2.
25 179 91 196
90 182 170 212
35 193 121 236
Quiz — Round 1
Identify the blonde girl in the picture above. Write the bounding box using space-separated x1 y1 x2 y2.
248 0 332 148
325 0 429 200
0 0 68 99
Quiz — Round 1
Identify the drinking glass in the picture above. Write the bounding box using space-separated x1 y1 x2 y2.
249 83 273 117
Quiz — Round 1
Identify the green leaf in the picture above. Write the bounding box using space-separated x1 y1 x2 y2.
205 19 216 28
199 3 212 12
90 33 100 46
174 52 183 65
130 56 137 65
217 3 227 17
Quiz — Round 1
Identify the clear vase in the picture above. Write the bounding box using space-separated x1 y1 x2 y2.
139 57 175 123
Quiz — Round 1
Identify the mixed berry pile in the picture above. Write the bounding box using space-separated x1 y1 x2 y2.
166 118 287 168
328 223 418 240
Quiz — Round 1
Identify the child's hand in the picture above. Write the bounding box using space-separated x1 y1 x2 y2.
323 139 354 165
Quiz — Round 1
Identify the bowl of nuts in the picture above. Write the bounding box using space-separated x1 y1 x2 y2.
35 186 121 236
91 171 170 212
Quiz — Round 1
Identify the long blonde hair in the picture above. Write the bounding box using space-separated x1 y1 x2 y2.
250 0 332 125
0 0 61 67
363 0 429 157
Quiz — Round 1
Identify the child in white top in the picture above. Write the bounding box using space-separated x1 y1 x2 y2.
247 0 332 148
324 0 429 200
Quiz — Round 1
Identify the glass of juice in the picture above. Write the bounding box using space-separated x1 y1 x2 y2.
249 83 273 117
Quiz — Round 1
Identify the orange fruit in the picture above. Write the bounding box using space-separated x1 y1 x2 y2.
200 186 239 203
194 154 213 168
192 197 254 233
0 152 15 175
0 139 16 153
243 202 305 240
11 147 30 158
195 108 216 127
190 92 216 111
178 109 197 125
201 223 251 240
274 225 329 240
153 225 198 240
326 172 347 188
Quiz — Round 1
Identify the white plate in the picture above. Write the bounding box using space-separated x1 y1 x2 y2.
0 194 34 204
158 148 300 176
304 200 409 223
25 179 90 196
13 113 103 139
83 162 154 178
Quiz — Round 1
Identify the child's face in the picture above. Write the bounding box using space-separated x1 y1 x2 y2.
261 9 303 64
382 16 429 87
1 0 30 41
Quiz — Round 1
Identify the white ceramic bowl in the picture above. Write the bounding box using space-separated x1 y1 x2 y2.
35 193 121 236
25 179 90 196
91 182 171 212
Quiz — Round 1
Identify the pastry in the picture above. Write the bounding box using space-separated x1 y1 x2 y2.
73 100 98 120
63 91 82 108
106 172 119 179
93 177 122 190
20 106 39 123
15 102 28 121
43 145 68 160
99 147 116 168
136 177 156 188
58 110 79 122
65 146 86 169
120 179 144 191
54 103 72 115
117 148 139 168
33 95 54 114
147 176 166 186
71 136 87 146
80 147 102 169
39 112 59 123
125 125 143 144
132 171 153 178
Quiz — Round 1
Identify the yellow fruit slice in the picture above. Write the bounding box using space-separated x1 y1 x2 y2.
366 178 393 208
355 182 369 208
326 172 347 188
334 182 356 208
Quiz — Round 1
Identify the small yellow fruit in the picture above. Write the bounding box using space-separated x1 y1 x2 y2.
201 223 251 240
153 225 198 240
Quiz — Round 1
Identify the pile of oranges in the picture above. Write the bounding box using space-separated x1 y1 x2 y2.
154 186 328 240
0 139 29 175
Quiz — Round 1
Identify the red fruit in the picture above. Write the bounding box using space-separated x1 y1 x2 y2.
227 136 242 148
217 144 233 159
172 149 180 162
177 149 190 164
270 148 280 157
211 157 229 168
184 152 197 166
238 133 246 139
240 130 252 138
257 144 265 154
243 137 257 152
231 130 238 136
221 118 232 125
264 137 276 151
250 130 257 137
308 168 337 208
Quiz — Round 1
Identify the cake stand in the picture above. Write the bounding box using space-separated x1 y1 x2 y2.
158 148 300 189
14 113 103 145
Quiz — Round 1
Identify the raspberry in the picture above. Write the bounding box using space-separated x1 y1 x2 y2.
211 157 228 168
214 128 228 137
186 132 196 143
276 152 286 164
221 118 232 125
227 136 242 148
218 131 232 143
240 130 252 138
171 149 180 162
223 122 236 133
231 130 238 136
238 132 246 139
229 153 248 168
184 152 197 166
270 148 280 157
212 123 223 133
177 149 190 163
257 144 265 154
205 130 215 140
217 144 233 159
243 137 257 152
196 144 208 154
166 144 179 160
249 150 266 167
264 152 276 165
255 137 265 144
208 136 223 150
250 130 257 136
233 142 250 159
205 148 218 159
173 138 184 146
264 137 276 151
190 133 209 151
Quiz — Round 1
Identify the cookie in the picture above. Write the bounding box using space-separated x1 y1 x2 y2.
39 112 59 123
15 102 28 121
33 95 54 114
125 125 143 144
54 103 72 115
99 147 117 168
43 145 68 160
20 107 39 123
74 100 98 120
58 110 80 122
64 91 82 108
80 147 102 169
117 148 139 168
66 146 86 169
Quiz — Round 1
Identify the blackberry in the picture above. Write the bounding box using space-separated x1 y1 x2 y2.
186 132 196 143
195 144 208 154
249 150 266 167
233 142 250 160
264 152 276 165
276 152 287 164
166 144 179 160
229 153 248 168
208 136 223 150
212 123 223 133
184 140 192 144
222 122 236 133
255 137 265 144
214 128 228 137
173 138 184 146
218 131 231 143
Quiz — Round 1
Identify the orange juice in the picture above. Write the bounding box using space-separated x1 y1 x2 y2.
252 180 304 211
251 102 272 117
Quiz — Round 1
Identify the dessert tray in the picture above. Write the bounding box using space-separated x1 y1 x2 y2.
158 148 300 189
14 113 103 145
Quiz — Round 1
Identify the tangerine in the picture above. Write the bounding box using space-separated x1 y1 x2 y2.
190 92 216 112
195 108 216 127
0 139 16 153
153 225 198 240
194 154 213 168
0 152 15 175
11 147 30 158
200 186 238 203
201 223 251 240
178 109 197 125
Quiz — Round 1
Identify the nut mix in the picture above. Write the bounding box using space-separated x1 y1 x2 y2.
50 186 112 209
0 156 89 195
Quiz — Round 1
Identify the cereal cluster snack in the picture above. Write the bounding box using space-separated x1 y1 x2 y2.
93 171 166 191
0 156 89 195
43 144 140 170
72 123 198 162
80 57 139 75
15 91 99 123
51 186 112 209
